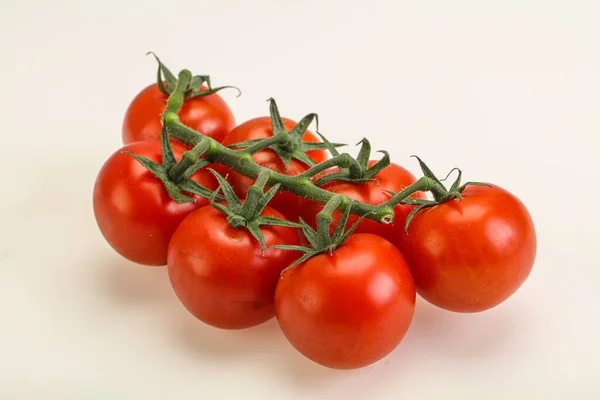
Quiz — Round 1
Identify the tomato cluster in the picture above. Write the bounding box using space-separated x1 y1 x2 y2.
93 56 537 370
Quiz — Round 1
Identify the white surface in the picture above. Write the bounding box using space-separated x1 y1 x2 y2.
1 0 599 398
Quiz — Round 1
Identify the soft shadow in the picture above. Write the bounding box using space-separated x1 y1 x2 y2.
281 347 358 382
400 296 531 361
98 253 174 306
171 309 284 359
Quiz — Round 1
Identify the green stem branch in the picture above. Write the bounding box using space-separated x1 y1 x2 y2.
160 75 430 224
382 177 432 211
243 133 289 154
164 70 193 116
168 141 209 182
297 154 352 179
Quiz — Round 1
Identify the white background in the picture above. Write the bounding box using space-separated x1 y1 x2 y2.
1 0 598 399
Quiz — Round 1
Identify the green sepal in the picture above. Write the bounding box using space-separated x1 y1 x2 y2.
288 150 316 168
181 159 210 180
269 196 369 274
179 179 222 201
254 184 280 216
224 99 346 172
188 85 242 99
168 140 210 181
122 151 195 204
227 139 345 159
288 112 319 141
163 180 196 204
312 138 389 186
147 51 241 99
298 217 318 247
459 181 493 192
159 116 177 170
122 151 168 181
257 216 302 229
315 130 341 157
246 223 266 254
147 51 177 92
269 245 311 253
278 152 293 171
250 215 303 255
275 252 315 274
364 150 390 178
331 200 352 243
313 171 348 187
411 155 448 201
208 168 243 212
268 98 286 134
337 208 370 246
355 138 371 170
206 169 301 252
121 120 215 204
404 202 435 234
299 141 346 152
190 75 208 92
388 157 495 233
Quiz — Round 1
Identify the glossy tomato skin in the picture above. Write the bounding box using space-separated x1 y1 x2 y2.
167 205 301 330
395 184 537 313
297 161 426 244
274 234 416 370
122 83 235 144
93 140 217 266
220 116 327 221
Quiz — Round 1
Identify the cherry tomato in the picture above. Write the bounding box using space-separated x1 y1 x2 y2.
122 83 235 144
93 139 217 266
167 205 301 329
274 233 415 370
219 116 327 221
394 184 537 313
297 161 426 244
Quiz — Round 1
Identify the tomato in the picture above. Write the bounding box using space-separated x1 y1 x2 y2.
274 233 415 369
297 161 426 244
93 139 217 266
167 205 301 329
122 82 235 144
394 184 537 313
220 116 328 220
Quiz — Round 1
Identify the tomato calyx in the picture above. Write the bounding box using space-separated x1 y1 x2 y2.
147 51 241 99
207 169 302 252
123 117 220 203
270 195 369 273
226 98 345 171
386 156 492 233
312 137 390 186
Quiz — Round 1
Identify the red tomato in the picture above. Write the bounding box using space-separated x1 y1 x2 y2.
122 83 235 144
93 140 217 266
274 233 415 370
220 116 328 221
297 161 426 244
394 184 537 313
167 205 301 329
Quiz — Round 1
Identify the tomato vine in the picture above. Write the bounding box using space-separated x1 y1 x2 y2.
156 68 437 224
94 53 538 369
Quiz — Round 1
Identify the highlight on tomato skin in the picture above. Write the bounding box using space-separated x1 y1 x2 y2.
167 205 302 330
122 82 236 145
274 233 416 370
394 183 537 313
92 139 218 266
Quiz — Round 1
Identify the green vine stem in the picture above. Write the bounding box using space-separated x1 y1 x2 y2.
161 70 434 224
